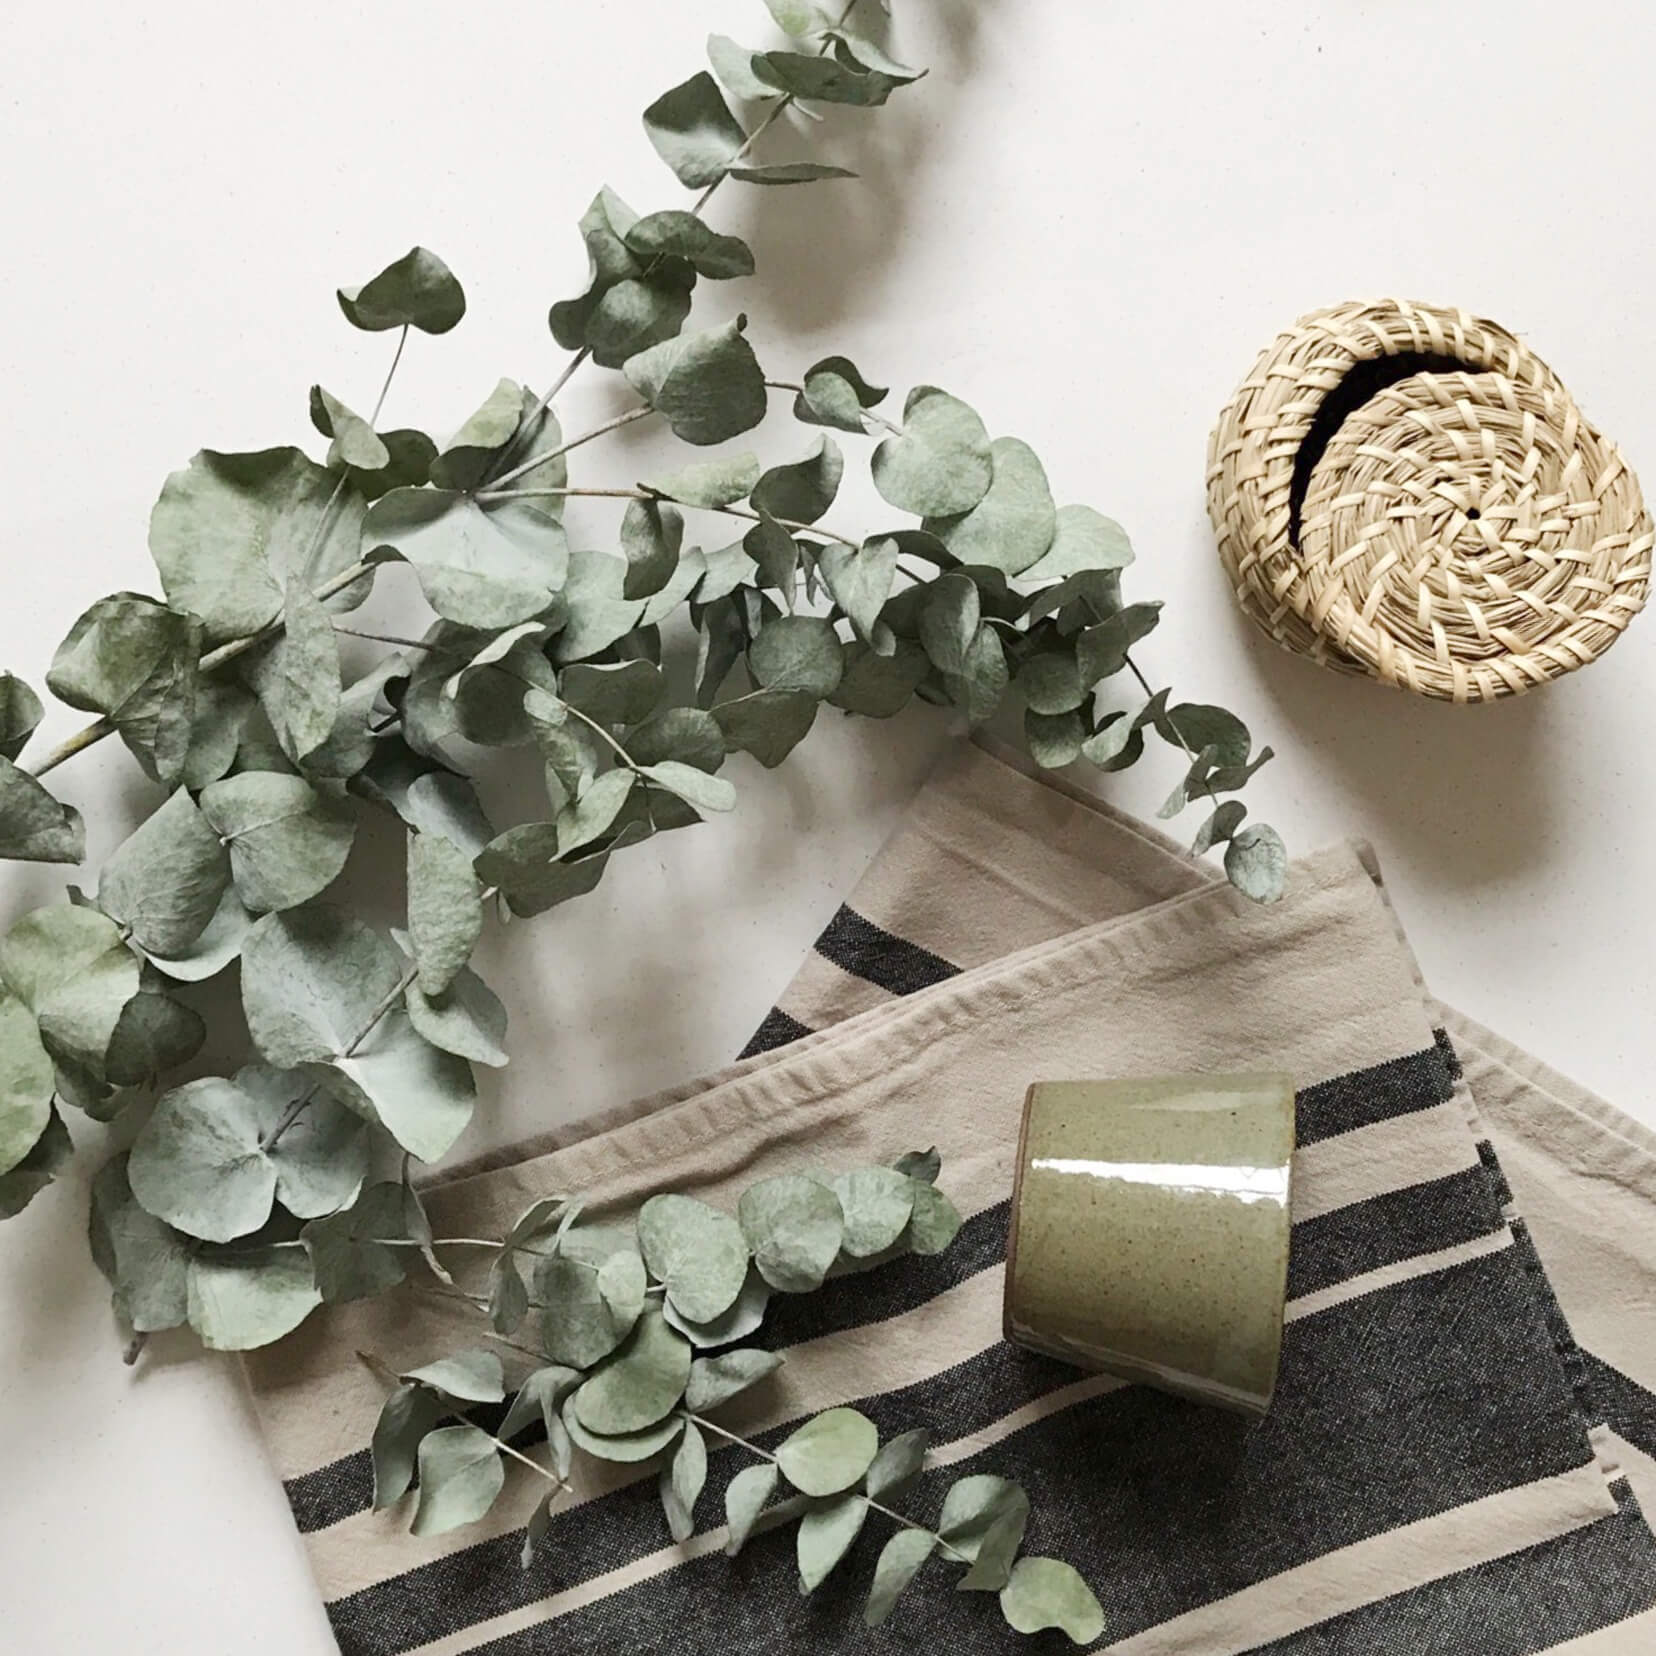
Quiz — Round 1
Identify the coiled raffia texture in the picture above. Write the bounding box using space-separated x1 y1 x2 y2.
1206 299 1653 701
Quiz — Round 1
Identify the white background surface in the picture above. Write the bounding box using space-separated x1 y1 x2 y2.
3 1 1654 1648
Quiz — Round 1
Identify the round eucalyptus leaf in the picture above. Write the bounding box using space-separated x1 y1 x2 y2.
1016 650 1086 718
624 212 754 279
640 760 736 816
739 1173 844 1292
659 1418 707 1542
638 1192 751 1325
370 1382 446 1508
97 787 230 957
407 831 484 998
749 616 842 698
537 1253 641 1369
0 757 85 865
627 707 726 773
410 1426 505 1538
561 1399 684 1463
310 385 390 473
337 246 465 335
797 1492 867 1592
922 437 1055 576
871 387 993 517
830 1167 915 1258
426 378 523 491
0 904 139 1080
683 1347 782 1413
776 1406 878 1498
199 773 355 914
571 1309 693 1435
597 1247 648 1325
645 452 762 510
1224 823 1287 903
145 887 255 983
707 34 775 100
404 963 508 1067
1017 504 1133 587
622 316 766 447
0 990 54 1177
1025 708 1085 771
751 436 844 526
241 578 342 765
0 672 42 764
553 550 646 664
754 50 897 106
662 1264 770 1348
499 1364 583 1443
865 1427 929 1500
402 1348 505 1404
642 71 746 189
905 1179 962 1256
863 1527 935 1627
128 1077 275 1241
723 1461 779 1556
185 1243 322 1351
938 1475 1030 1564
819 539 898 645
88 1154 190 1334
998 1556 1106 1643
332 1008 477 1163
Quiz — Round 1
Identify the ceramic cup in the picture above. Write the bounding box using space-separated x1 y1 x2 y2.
1003 1074 1295 1417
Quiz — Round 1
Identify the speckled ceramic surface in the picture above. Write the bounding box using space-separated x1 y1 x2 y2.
1004 1074 1295 1416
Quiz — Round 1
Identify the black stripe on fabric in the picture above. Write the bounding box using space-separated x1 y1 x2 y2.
326 1245 1593 1656
1432 1024 1463 1081
1252 1482 1656 1656
284 1043 1470 1536
1584 1351 1656 1460
1508 1215 1595 1419
737 1007 813 1059
811 905 961 996
1285 1164 1504 1301
1477 1137 1515 1207
1293 1041 1456 1145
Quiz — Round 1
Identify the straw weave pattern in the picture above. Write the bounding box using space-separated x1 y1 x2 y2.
1206 299 1653 700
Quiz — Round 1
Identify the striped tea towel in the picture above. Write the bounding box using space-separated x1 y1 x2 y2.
245 741 1656 1654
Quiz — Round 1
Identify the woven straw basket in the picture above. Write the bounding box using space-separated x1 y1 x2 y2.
1206 299 1654 701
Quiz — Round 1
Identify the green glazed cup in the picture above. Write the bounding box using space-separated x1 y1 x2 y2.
1004 1074 1296 1417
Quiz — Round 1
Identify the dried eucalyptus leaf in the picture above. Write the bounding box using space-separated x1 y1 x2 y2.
554 550 646 663
0 904 139 1081
627 707 725 775
474 825 608 919
829 640 928 717
625 212 754 279
646 453 762 511
752 436 844 525
683 1347 782 1413
663 1264 770 1347
556 768 637 855
571 1309 692 1435
561 1397 684 1463
537 1253 640 1369
1224 823 1287 902
623 316 766 446
893 1148 940 1184
411 1425 505 1537
642 71 747 189
407 831 484 997
0 759 84 865
597 1246 648 1327
1016 650 1085 717
923 438 1055 577
775 1407 878 1497
739 1172 844 1292
819 539 898 644
426 379 524 492
303 1180 420 1303
185 1243 322 1351
145 887 255 982
795 355 887 434
872 387 992 517
0 673 42 764
706 33 775 100
338 246 465 335
371 1383 447 1508
829 27 925 81
798 1492 868 1592
98 788 230 956
1025 708 1085 770
998 1556 1106 1643
1076 602 1162 686
754 51 898 106
938 1475 1030 1565
830 1167 915 1258
905 1178 962 1256
333 1007 477 1162
724 1462 779 1555
918 574 979 676
619 500 684 603
402 770 495 856
660 1419 707 1542
0 991 54 1178
727 162 857 185
88 1154 190 1333
750 616 842 697
1018 505 1133 586
199 772 355 914
500 1365 582 1456
310 385 391 473
637 1192 751 1325
101 980 205 1091
864 1527 935 1627
959 1499 1028 1591
640 760 736 816
865 1428 929 1499
402 1348 505 1403
1192 800 1247 853
242 578 342 764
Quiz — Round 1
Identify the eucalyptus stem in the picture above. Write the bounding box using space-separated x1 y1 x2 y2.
485 404 656 494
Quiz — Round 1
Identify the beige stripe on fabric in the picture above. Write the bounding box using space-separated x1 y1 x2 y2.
1101 1460 1618 1656
771 948 893 1028
1284 1227 1515 1322
1289 1102 1479 1222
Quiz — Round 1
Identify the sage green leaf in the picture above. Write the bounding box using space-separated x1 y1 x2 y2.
407 832 483 998
754 51 898 105
762 0 829 36
918 573 979 676
660 1419 707 1542
1019 505 1133 586
905 1178 962 1255
829 27 926 81
97 788 229 956
572 1309 693 1435
1193 800 1247 854
923 438 1055 577
0 991 53 1177
643 71 747 188
794 354 886 431
403 1348 505 1404
338 246 465 335
473 826 610 919
820 539 898 644
343 428 439 503
638 1193 750 1325
775 1406 878 1497
830 1167 915 1258
0 904 139 1080
302 1180 422 1302
47 593 201 784
640 760 736 816
537 1253 641 1369
750 616 842 697
185 1243 321 1350
894 1148 940 1183
1162 702 1251 768
366 489 568 631
1206 744 1275 795
398 770 494 855
0 758 84 863
553 550 646 663
1224 823 1288 902
625 212 754 279
999 1556 1106 1643
619 501 684 602
1017 650 1085 717
752 437 844 525
333 1006 477 1162
521 1494 555 1569
646 453 761 510
1025 708 1085 770
663 1265 770 1347
684 1347 782 1413
872 387 993 517
727 162 857 184
560 1397 684 1463
200 772 355 913
598 1247 648 1328
829 640 928 717
145 887 254 983
310 385 390 473
239 578 341 764
724 1461 779 1555
743 511 797 594
0 1103 70 1220
500 1365 582 1451
1076 602 1163 685
101 980 204 1091
425 628 555 752
627 707 725 773
584 276 695 372
738 1173 844 1291
425 379 525 492
641 547 707 631
149 448 366 644
797 1492 868 1591
411 1425 505 1537
939 1475 1030 1565
864 1527 935 1626
371 1383 447 1507
549 187 642 350
623 316 766 446
88 1154 189 1332
959 1501 1028 1592
1080 709 1140 771
0 672 42 764
707 34 775 100
556 768 637 855
865 1428 929 1499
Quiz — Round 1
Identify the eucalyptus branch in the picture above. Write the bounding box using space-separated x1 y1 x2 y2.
485 403 656 494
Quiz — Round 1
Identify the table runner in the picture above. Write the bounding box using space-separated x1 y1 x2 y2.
246 741 1656 1654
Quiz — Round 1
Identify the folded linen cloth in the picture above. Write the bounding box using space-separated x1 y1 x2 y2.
246 741 1656 1655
